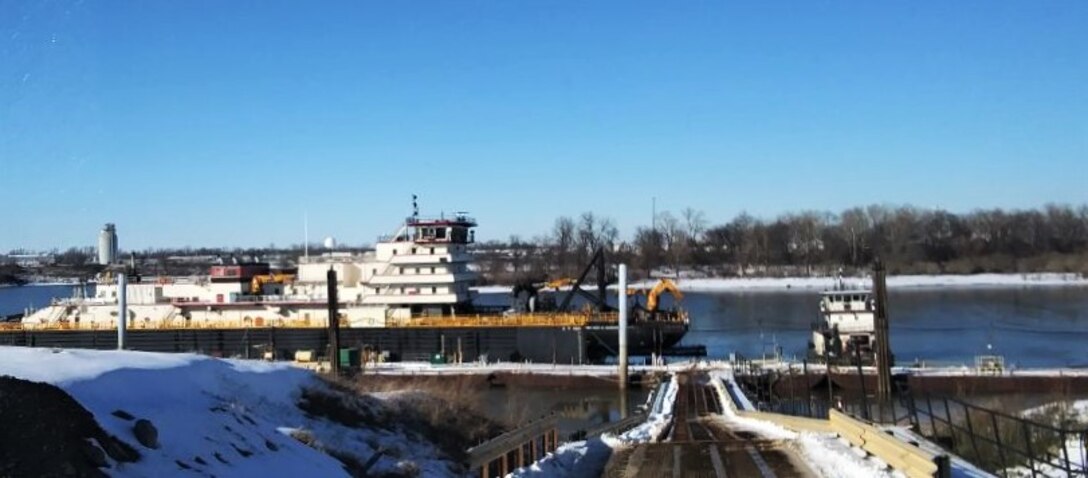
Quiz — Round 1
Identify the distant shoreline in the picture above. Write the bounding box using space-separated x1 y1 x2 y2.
473 272 1088 294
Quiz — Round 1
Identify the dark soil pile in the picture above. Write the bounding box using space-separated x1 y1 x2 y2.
0 376 139 477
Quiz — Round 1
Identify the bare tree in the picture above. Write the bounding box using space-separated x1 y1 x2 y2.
552 216 575 275
681 207 707 242
656 211 687 276
633 227 664 277
840 207 870 266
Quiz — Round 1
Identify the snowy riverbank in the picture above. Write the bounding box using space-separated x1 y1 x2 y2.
0 347 466 477
474 272 1087 294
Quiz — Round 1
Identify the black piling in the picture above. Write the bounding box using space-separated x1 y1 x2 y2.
873 259 893 400
327 269 341 376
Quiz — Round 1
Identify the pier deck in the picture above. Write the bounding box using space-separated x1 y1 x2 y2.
602 372 814 478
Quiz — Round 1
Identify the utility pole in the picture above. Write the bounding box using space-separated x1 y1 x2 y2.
651 197 657 233
873 259 893 400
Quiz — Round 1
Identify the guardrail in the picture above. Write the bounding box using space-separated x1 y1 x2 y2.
466 413 560 478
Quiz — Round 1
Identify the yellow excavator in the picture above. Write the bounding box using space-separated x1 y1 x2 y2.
250 273 295 295
541 277 575 290
627 278 686 321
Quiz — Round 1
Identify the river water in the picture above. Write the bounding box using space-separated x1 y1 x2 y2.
4 284 1087 368
676 287 1088 369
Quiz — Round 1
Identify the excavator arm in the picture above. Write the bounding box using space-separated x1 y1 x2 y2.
646 279 683 312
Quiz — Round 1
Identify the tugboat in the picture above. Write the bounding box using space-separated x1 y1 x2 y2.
809 283 878 365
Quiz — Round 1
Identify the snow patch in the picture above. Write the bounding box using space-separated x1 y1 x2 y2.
0 346 460 477
506 437 617 478
614 374 679 443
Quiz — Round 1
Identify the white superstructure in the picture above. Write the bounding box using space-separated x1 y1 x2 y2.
810 288 877 360
23 213 479 330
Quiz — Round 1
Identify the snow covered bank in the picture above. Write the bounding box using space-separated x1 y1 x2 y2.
0 347 463 477
1021 399 1088 422
1008 400 1088 477
476 273 1086 295
632 273 1087 292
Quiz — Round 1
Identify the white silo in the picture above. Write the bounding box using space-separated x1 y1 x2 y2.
97 223 118 265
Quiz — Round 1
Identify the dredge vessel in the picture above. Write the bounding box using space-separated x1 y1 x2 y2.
5 209 688 363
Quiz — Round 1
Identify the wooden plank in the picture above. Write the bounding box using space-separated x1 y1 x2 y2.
828 410 948 478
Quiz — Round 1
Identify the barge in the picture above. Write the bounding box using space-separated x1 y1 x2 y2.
3 208 687 363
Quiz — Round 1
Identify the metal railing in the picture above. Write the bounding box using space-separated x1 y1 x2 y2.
903 394 1088 477
731 357 1088 476
4 316 345 332
386 313 600 328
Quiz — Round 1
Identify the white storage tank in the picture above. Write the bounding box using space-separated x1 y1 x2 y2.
97 223 118 265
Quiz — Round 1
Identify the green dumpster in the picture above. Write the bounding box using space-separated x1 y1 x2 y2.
338 348 361 368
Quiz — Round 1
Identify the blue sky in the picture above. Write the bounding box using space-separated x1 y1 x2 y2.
1 1 1085 251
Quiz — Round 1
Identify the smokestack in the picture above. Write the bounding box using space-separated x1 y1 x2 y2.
117 273 127 350
618 264 628 390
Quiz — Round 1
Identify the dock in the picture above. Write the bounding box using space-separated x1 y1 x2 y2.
602 371 814 478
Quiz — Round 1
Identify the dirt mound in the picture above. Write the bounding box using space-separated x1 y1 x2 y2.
0 375 140 477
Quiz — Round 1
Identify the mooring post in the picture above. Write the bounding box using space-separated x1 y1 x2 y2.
873 259 893 400
803 359 812 416
117 273 127 350
855 343 869 420
618 263 629 392
824 347 834 410
327 269 341 376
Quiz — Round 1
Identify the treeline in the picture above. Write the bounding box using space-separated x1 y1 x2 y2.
475 204 1088 283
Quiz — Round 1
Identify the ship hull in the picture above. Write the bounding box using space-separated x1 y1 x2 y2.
0 321 687 364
